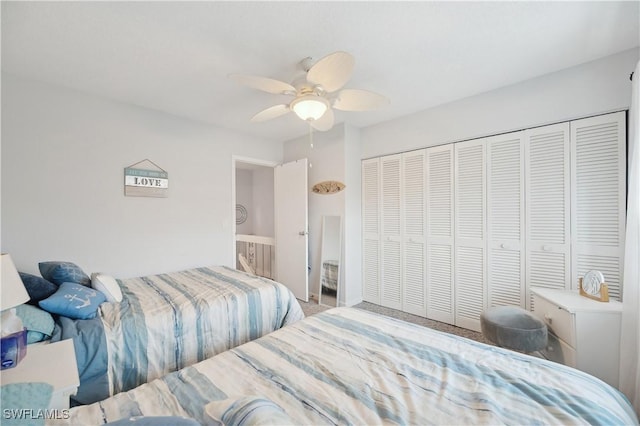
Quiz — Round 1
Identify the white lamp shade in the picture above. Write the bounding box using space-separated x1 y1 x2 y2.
291 96 329 121
1 254 29 311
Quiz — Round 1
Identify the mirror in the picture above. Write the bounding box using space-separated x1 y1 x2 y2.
318 215 342 307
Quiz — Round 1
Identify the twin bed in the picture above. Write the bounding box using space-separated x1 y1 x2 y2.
53 266 304 404
66 307 638 425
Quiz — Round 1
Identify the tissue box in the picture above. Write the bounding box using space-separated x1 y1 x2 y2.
1 328 27 370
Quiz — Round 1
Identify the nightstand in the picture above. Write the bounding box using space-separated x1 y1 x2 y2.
531 287 622 388
1 339 79 409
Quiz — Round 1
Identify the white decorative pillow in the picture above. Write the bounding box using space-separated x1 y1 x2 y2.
91 273 123 303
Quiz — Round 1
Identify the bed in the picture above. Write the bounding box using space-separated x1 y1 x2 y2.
51 266 304 405
320 260 339 291
67 307 638 425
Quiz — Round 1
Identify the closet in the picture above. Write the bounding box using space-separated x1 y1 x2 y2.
363 151 427 315
362 111 626 332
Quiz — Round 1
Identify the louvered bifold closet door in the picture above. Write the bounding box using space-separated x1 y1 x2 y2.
426 145 455 325
486 132 526 309
454 141 486 332
571 112 626 300
402 150 427 316
381 154 403 310
362 158 381 304
524 123 571 309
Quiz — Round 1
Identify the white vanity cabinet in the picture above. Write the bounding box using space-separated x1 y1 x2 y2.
531 287 622 388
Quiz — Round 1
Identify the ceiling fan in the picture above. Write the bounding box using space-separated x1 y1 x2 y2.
229 51 389 131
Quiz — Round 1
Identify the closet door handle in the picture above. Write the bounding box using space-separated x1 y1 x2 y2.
299 231 308 236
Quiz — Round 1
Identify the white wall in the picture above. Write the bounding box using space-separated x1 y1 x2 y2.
251 166 274 238
1 73 283 278
343 124 362 307
363 48 639 158
235 169 254 235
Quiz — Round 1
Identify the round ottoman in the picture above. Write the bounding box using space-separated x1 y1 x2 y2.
480 306 547 353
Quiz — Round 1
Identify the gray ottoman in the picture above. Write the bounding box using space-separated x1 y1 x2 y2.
480 306 547 353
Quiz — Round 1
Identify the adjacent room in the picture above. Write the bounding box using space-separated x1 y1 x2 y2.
1 1 639 424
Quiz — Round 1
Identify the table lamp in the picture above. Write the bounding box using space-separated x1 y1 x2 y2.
1 253 29 369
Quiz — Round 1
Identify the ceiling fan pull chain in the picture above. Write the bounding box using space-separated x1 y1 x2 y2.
308 122 314 169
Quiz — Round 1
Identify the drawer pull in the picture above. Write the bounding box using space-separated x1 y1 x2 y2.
544 314 552 324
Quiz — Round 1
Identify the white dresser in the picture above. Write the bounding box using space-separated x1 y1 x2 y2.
531 287 622 388
1 339 79 409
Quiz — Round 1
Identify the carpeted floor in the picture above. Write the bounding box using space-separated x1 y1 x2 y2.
298 299 491 345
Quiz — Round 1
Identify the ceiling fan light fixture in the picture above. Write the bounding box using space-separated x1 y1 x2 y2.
290 95 329 121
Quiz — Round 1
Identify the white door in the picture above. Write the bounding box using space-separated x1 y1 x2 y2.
362 158 381 305
426 145 455 325
380 154 402 310
402 150 427 316
454 140 486 332
275 159 309 301
486 132 525 309
524 122 571 309
571 112 626 299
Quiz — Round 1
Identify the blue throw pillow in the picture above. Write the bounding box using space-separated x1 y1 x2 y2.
19 272 58 304
39 261 90 286
39 282 106 319
15 304 55 343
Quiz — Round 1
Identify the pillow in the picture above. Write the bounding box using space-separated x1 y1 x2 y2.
91 273 123 303
205 396 294 426
105 417 199 426
15 304 55 343
39 282 106 319
18 272 57 304
38 261 90 286
25 331 48 344
1 383 53 426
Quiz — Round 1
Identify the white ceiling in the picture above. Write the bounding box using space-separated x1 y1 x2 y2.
2 1 638 142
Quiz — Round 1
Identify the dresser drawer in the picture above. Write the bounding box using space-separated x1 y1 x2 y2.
533 294 576 346
540 332 577 367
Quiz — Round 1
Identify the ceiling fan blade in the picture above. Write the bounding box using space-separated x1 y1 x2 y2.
333 89 389 111
229 74 296 95
310 107 335 132
307 51 355 93
250 104 291 122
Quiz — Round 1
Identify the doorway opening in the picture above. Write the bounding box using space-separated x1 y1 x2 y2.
232 157 277 279
231 156 309 301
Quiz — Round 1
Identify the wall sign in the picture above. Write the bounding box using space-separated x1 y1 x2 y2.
124 159 168 198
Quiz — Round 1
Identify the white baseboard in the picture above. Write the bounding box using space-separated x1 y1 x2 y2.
341 297 363 307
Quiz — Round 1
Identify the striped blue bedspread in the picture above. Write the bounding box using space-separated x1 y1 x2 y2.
69 307 637 425
100 266 304 398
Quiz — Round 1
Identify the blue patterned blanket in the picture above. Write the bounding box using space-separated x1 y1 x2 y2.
58 266 304 405
70 307 637 425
